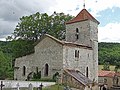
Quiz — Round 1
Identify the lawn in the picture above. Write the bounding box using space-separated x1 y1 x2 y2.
43 84 64 90
98 65 116 71
99 65 120 72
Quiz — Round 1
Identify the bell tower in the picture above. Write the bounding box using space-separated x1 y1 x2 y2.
66 9 99 46
65 9 100 81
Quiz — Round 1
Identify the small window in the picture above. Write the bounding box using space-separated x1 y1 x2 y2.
76 28 79 33
75 28 79 40
75 50 77 57
78 51 79 58
86 67 89 77
76 34 79 39
75 50 79 58
88 54 89 58
104 78 107 84
23 66 26 76
36 67 38 74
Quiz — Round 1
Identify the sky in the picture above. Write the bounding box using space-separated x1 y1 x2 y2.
0 0 120 43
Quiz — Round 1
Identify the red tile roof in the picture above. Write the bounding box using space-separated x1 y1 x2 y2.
116 72 120 77
66 9 99 24
98 70 115 78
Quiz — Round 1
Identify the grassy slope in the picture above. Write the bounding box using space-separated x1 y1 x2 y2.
43 84 64 90
99 65 120 72
98 65 116 71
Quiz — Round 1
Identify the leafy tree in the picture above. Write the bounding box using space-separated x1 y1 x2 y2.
11 12 73 41
8 39 34 58
102 62 110 71
98 42 120 65
114 62 120 72
0 50 13 79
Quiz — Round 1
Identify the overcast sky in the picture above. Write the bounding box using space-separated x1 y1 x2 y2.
0 0 120 43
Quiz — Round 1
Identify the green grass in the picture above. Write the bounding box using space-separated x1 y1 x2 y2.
98 65 120 72
31 77 55 82
43 84 64 90
98 65 116 71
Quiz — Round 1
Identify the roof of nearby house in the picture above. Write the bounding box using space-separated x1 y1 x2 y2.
98 70 120 78
35 34 92 49
66 9 99 24
115 72 120 76
64 69 93 86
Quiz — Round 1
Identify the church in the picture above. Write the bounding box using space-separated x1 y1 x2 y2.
14 8 99 85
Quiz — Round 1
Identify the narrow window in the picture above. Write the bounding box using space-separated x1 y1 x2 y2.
86 67 89 77
75 50 79 58
88 54 89 57
76 28 79 39
44 64 49 76
104 78 107 84
76 28 79 33
23 66 26 76
78 50 79 58
76 34 79 39
75 50 77 57
36 67 38 74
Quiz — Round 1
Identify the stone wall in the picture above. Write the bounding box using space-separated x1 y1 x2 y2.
62 71 85 90
14 36 64 80
14 54 34 80
34 36 63 78
90 20 98 82
63 45 95 81
66 20 91 47
62 71 99 90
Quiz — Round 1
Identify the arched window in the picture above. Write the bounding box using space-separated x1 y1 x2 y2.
44 64 49 76
23 66 26 76
86 67 89 77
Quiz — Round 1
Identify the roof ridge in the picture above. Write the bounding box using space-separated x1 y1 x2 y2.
66 9 99 24
35 34 92 49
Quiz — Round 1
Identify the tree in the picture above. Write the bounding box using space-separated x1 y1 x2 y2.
98 42 120 65
114 62 120 72
0 50 13 79
102 62 110 71
6 12 73 58
11 12 73 41
8 39 34 58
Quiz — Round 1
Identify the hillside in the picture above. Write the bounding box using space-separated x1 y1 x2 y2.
98 42 120 65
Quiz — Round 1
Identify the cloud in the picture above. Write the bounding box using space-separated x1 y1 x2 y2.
0 0 120 43
0 0 57 41
98 22 120 43
0 0 57 21
86 0 120 17
49 0 84 15
0 20 17 38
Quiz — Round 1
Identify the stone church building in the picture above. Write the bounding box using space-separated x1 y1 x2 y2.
14 9 99 83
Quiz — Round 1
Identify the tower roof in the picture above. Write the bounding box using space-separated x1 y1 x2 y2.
66 9 100 24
